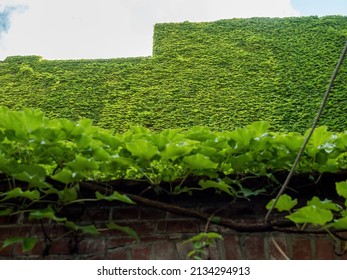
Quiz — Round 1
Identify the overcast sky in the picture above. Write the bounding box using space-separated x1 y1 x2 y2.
0 0 346 60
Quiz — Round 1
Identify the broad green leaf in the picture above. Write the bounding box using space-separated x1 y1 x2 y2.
336 181 347 199
198 179 235 196
58 185 79 203
29 207 67 222
126 140 158 160
161 140 198 161
307 196 341 211
331 216 347 230
183 154 218 170
2 237 36 252
52 168 83 184
305 126 335 156
184 126 217 142
95 191 135 204
1 188 40 202
93 132 122 150
67 155 98 172
286 205 333 226
106 222 139 241
266 194 297 212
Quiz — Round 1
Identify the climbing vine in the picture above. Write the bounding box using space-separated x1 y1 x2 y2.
1 105 347 256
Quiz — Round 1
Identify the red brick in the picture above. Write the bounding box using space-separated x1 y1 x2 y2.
152 241 178 260
107 247 129 259
223 234 243 259
108 237 137 248
208 242 222 260
244 235 265 260
140 207 166 219
157 220 199 233
292 237 312 260
78 238 106 255
268 236 289 260
48 238 73 255
0 242 14 257
131 246 151 260
315 238 336 260
176 240 193 260
0 215 20 224
112 206 140 220
130 221 156 234
81 207 110 221
41 224 69 239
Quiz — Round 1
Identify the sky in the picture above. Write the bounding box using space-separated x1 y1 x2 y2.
0 0 346 60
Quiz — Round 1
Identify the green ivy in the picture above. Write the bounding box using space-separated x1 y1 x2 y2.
0 16 346 133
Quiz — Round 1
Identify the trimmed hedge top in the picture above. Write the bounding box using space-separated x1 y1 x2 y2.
0 16 347 132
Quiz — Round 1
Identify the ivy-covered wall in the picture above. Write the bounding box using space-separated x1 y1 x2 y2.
0 16 346 132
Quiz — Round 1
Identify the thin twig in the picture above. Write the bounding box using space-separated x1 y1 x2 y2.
270 236 290 260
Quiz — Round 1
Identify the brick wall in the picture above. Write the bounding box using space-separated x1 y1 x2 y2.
1 203 346 260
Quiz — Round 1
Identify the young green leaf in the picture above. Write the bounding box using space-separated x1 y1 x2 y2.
106 222 139 242
0 188 40 202
29 206 67 222
266 194 298 212
126 140 158 160
307 196 341 211
67 224 99 235
286 205 333 226
198 179 236 196
336 181 347 199
2 237 36 252
95 191 135 204
183 153 218 170
331 216 347 230
52 168 83 184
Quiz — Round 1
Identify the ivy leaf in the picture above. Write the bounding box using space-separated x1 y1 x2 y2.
65 222 100 235
331 216 347 230
29 206 67 222
58 185 79 203
95 191 135 204
67 155 99 172
266 194 297 212
307 196 341 211
183 153 218 170
198 179 236 196
126 140 158 160
286 206 333 226
161 140 197 161
0 188 40 202
238 187 266 198
52 168 83 184
106 222 139 242
2 237 36 252
0 208 14 216
336 181 347 199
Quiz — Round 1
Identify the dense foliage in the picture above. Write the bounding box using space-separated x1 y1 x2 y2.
0 16 347 132
1 105 347 252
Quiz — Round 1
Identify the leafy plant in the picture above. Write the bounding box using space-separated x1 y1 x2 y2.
183 232 223 260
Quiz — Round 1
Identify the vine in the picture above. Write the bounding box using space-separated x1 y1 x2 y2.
1 104 347 257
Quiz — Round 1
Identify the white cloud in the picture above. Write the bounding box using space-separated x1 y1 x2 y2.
0 0 300 60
